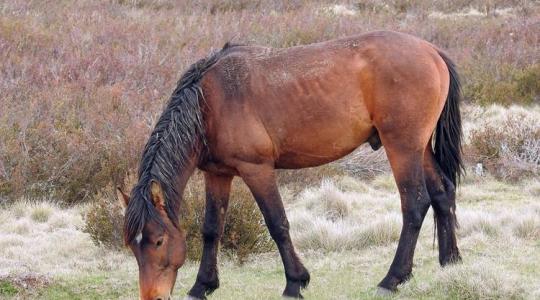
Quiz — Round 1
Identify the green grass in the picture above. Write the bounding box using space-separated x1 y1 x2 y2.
10 274 139 300
0 281 18 297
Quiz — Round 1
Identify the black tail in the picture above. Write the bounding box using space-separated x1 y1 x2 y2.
434 51 464 186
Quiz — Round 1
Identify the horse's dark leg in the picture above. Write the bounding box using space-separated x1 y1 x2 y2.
188 172 233 300
423 149 461 266
377 147 431 292
238 163 310 298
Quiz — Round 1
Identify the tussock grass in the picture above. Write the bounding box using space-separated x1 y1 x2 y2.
371 174 397 192
512 216 540 240
1 175 539 299
403 262 527 299
30 205 52 223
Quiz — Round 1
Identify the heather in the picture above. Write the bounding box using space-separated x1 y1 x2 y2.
1 0 538 203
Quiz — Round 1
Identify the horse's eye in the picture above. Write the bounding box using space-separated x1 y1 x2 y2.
156 239 163 247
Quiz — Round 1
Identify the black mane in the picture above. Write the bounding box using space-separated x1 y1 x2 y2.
124 43 236 244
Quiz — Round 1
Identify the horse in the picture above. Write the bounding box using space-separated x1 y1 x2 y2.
117 30 463 300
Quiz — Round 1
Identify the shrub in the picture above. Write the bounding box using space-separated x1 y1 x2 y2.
1 0 538 206
84 173 273 260
83 189 125 250
468 106 540 180
465 64 540 106
182 173 274 263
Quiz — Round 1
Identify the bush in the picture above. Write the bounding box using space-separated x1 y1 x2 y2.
83 174 274 261
1 0 538 205
465 64 540 105
83 189 125 250
468 106 540 180
182 173 274 263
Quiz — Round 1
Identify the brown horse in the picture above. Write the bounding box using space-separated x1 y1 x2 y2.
117 30 463 300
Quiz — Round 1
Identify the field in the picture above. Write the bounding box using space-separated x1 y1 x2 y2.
0 0 539 299
1 174 539 299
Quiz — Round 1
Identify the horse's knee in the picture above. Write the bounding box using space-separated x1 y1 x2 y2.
404 208 427 230
201 221 220 242
403 193 430 230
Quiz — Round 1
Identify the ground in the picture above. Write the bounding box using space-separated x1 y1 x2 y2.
1 174 539 299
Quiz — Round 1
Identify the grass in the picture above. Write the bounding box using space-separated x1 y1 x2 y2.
30 205 52 223
0 281 18 297
1 174 539 299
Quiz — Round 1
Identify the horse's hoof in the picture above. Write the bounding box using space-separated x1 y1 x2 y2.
376 287 394 297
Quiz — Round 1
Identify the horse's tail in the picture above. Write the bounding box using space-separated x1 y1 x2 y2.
434 50 464 187
431 50 464 244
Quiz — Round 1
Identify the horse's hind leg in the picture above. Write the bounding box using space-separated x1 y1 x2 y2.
377 140 431 292
423 147 461 266
188 173 233 299
237 162 310 298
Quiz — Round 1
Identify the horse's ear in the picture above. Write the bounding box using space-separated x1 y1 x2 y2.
150 180 166 209
116 187 130 209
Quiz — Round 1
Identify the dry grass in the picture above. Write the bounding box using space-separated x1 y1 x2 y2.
0 201 132 279
1 174 539 299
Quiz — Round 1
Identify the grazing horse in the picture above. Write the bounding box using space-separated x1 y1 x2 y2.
117 30 463 300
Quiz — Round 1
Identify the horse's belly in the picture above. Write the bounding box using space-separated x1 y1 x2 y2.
274 118 374 169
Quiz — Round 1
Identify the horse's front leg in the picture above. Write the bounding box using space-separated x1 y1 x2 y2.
187 172 233 300
237 162 310 298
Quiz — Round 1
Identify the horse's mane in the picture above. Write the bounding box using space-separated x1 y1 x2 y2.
124 43 238 244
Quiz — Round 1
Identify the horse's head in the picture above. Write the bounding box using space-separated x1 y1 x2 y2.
118 182 186 300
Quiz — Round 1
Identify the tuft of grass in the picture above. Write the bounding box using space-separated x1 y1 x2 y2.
12 222 30 235
371 174 397 192
524 179 540 197
357 216 401 247
300 180 352 221
431 263 526 299
10 202 27 219
30 206 52 223
458 211 501 238
512 216 540 240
